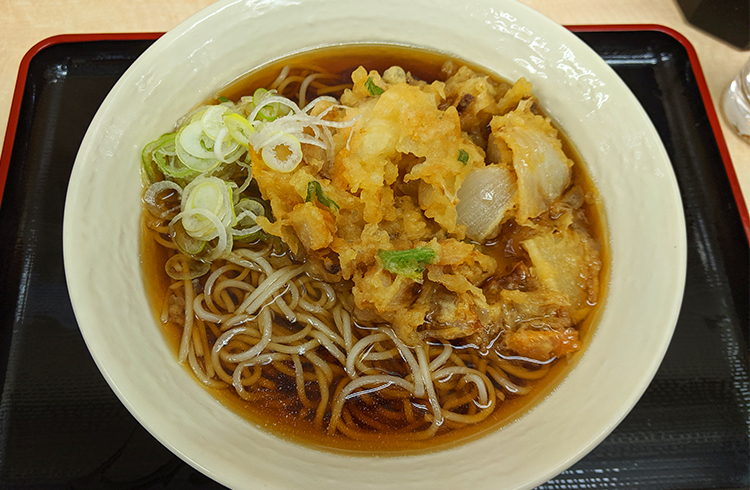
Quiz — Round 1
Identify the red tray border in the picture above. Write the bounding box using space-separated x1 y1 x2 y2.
568 24 750 243
1 27 747 243
0 33 162 210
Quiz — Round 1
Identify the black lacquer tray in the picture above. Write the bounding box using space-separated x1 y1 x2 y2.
0 27 747 489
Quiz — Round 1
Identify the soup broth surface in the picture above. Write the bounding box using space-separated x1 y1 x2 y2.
141 44 607 453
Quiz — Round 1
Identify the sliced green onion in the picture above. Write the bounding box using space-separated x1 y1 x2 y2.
141 135 164 183
253 88 269 106
180 121 215 159
143 133 196 179
305 180 339 211
165 254 210 280
181 176 234 239
156 154 196 179
175 127 220 173
179 208 220 241
221 143 247 166
202 220 233 262
365 77 385 96
201 105 231 139
457 148 469 165
377 246 438 282
250 89 295 122
224 113 255 147
261 133 302 173
183 107 209 127
231 163 254 196
143 180 182 219
232 198 266 241
172 220 206 255
253 88 280 121
235 198 265 221
213 127 240 162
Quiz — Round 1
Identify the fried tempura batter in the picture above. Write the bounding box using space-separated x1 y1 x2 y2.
253 63 602 361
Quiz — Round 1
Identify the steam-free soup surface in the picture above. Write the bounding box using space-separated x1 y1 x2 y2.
141 44 606 453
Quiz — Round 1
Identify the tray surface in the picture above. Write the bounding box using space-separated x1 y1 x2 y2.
0 29 747 489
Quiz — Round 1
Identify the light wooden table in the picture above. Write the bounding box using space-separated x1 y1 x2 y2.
1 0 748 224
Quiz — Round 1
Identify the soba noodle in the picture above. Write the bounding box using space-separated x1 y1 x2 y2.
149 244 507 440
141 48 604 450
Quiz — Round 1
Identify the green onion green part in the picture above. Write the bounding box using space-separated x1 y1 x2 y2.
377 246 438 281
365 77 385 96
457 148 469 165
305 180 340 211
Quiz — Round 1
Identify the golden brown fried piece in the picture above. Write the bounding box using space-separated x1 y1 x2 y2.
253 64 601 355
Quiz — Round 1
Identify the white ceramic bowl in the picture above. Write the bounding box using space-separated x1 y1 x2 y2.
63 0 687 488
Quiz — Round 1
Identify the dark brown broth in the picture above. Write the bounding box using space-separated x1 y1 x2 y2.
141 44 608 454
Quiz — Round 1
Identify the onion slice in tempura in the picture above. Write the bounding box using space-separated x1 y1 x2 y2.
490 100 572 224
456 164 517 241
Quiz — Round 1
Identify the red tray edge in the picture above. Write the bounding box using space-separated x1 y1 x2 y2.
568 24 750 244
1 27 747 243
0 33 163 209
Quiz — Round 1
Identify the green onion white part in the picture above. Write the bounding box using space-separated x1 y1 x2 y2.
142 87 358 278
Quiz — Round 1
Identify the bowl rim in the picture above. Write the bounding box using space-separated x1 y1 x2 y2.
63 0 687 489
